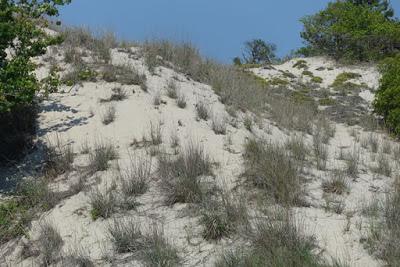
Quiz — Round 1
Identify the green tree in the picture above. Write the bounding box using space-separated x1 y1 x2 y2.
0 0 70 112
0 0 70 163
349 0 394 18
300 1 400 61
242 39 276 64
374 54 400 136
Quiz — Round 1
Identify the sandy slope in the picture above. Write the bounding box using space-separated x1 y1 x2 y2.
1 48 398 266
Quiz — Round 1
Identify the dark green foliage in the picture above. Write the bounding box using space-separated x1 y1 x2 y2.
349 0 394 18
0 0 70 163
374 54 400 136
242 39 276 64
300 1 400 61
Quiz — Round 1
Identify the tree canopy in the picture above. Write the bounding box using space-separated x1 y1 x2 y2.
300 0 400 61
242 39 276 64
0 0 70 112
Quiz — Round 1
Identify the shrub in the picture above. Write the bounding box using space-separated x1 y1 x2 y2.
300 1 400 61
100 88 128 103
311 76 323 83
158 142 212 205
244 139 303 206
374 54 400 136
293 60 308 69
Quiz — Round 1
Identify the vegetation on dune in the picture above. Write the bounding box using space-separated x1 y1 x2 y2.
0 0 70 163
300 0 400 61
374 54 400 136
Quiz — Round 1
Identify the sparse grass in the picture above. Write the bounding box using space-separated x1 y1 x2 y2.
302 70 313 77
38 221 63 265
382 140 392 154
215 210 338 267
166 79 178 99
89 187 117 220
149 122 163 146
153 92 161 106
244 138 304 206
243 116 253 132
364 179 400 266
322 170 349 195
212 114 227 135
200 191 248 240
369 134 379 153
177 94 187 109
373 153 392 177
313 132 328 171
285 135 309 163
331 72 362 90
346 146 360 178
269 96 317 134
100 87 128 103
323 196 345 214
44 136 74 178
101 105 116 125
120 152 151 197
108 219 180 266
170 131 180 149
88 141 118 174
63 246 94 267
158 142 213 205
196 100 209 120
102 64 147 86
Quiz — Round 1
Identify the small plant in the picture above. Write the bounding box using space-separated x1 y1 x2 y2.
382 140 392 154
346 146 360 178
322 170 349 195
170 131 180 149
108 220 180 266
90 188 117 220
64 246 94 267
153 92 161 106
243 116 253 132
302 70 313 77
311 76 323 83
369 133 379 153
293 59 308 69
313 132 328 171
100 87 128 103
244 138 303 206
285 135 309 163
149 122 163 146
200 191 248 240
44 136 74 178
38 221 63 265
120 152 151 197
158 142 212 205
166 80 178 99
373 153 392 177
177 94 187 109
212 114 227 135
101 105 116 125
196 100 209 121
88 141 118 174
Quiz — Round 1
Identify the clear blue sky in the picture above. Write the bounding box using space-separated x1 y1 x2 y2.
59 0 400 63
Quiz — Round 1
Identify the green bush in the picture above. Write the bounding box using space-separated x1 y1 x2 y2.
374 54 400 136
0 0 70 162
300 1 400 61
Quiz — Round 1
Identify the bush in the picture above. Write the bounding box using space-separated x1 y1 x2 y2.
374 54 400 136
300 1 400 61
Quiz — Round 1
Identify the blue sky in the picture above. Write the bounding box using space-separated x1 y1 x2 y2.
59 0 400 63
